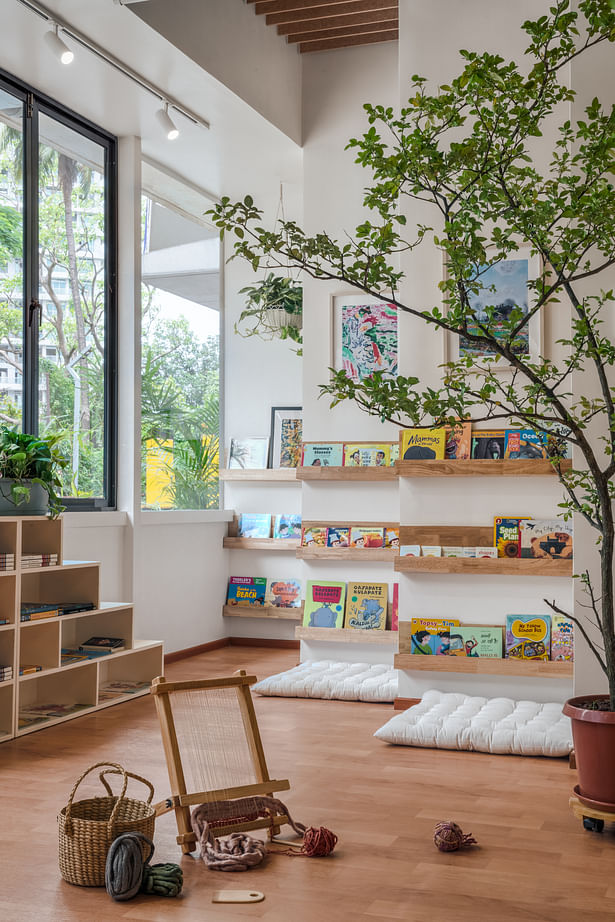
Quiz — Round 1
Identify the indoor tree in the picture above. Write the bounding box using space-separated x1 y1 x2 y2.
210 1 615 707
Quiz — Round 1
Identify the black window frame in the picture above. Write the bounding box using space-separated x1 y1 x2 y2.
0 67 118 511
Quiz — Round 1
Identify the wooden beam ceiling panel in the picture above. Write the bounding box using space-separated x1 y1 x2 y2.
254 0 356 13
277 8 396 35
299 27 398 52
265 0 395 27
287 19 398 43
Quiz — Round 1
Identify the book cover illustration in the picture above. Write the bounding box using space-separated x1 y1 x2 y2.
349 526 384 548
551 615 574 661
384 527 399 548
227 576 267 607
391 583 399 631
343 443 391 466
451 626 503 658
389 443 399 465
326 527 350 547
410 617 459 654
400 545 421 557
421 546 442 557
443 547 465 557
237 513 272 539
344 582 388 630
303 581 346 628
494 517 532 558
400 428 446 461
515 428 549 460
505 615 551 660
445 422 472 460
476 547 498 558
471 429 506 459
228 437 269 469
301 526 328 547
301 443 344 467
279 418 303 468
265 578 302 609
519 519 573 559
273 514 302 539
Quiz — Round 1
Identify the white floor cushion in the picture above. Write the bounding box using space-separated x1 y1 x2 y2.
253 660 397 702
374 689 572 757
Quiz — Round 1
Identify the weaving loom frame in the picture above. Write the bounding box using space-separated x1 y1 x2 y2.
151 672 291 854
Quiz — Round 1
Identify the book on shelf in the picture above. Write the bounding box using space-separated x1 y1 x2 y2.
344 582 388 630
505 615 551 660
303 581 346 628
384 527 399 548
301 526 328 547
75 648 113 659
471 429 506 460
20 553 58 568
272 514 302 540
343 443 391 467
0 553 14 571
98 680 151 700
349 526 384 548
389 443 399 465
400 545 421 557
445 422 472 460
226 577 267 607
421 546 442 557
237 513 272 539
493 517 532 558
228 437 269 470
55 602 96 616
476 547 498 558
19 702 89 719
410 617 460 654
79 636 125 652
449 626 503 658
20 602 60 622
0 618 8 625
551 615 574 661
301 443 344 467
519 519 573 559
61 649 89 666
19 664 43 675
326 527 350 548
265 578 302 609
391 584 399 631
505 428 549 461
400 428 446 461
443 547 465 557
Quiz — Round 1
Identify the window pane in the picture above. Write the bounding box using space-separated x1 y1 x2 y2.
38 114 107 497
141 195 220 510
0 89 24 429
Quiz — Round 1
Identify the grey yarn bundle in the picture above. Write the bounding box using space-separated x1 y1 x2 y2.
105 831 155 901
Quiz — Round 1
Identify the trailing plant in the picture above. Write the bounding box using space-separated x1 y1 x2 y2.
236 272 302 351
0 427 69 518
210 0 615 707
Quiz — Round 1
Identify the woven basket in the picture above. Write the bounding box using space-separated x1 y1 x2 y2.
58 761 156 887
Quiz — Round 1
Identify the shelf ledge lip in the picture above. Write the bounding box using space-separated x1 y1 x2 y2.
140 509 234 526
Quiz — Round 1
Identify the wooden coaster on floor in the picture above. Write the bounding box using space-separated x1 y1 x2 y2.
212 890 265 904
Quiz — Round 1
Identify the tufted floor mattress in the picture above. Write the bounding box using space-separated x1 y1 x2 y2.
252 660 398 703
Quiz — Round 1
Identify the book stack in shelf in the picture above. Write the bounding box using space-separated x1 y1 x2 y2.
0 516 163 741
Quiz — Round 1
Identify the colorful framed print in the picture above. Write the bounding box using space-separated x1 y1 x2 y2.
268 406 303 468
332 294 398 382
443 248 542 370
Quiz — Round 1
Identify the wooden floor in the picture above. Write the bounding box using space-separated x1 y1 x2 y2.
0 644 614 921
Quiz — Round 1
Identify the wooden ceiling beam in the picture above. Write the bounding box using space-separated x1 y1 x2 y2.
254 0 357 13
277 7 396 35
266 0 395 26
299 27 398 52
287 19 397 43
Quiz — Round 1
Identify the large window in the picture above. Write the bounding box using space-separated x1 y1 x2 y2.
141 180 221 511
0 71 117 508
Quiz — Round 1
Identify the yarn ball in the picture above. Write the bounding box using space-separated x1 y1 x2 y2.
302 826 338 857
433 821 477 852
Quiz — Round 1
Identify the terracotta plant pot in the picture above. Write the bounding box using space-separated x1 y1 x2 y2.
563 695 615 806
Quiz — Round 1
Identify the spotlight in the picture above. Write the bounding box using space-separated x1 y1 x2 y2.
44 23 74 65
156 103 179 141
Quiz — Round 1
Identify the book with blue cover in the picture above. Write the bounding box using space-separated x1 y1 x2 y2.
237 513 272 538
227 576 267 607
273 514 301 539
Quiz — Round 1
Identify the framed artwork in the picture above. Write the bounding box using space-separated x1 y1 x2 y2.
228 437 269 469
332 294 398 382
443 248 543 370
268 407 303 468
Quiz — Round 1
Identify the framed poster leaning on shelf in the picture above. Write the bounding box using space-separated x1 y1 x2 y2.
269 406 303 468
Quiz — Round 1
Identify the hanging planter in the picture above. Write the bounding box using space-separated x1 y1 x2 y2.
236 273 302 351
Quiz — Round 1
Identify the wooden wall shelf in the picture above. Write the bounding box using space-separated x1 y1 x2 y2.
396 459 572 477
394 556 572 576
296 626 399 645
223 604 302 621
219 468 298 482
394 653 573 677
223 537 300 551
297 547 398 561
297 466 397 482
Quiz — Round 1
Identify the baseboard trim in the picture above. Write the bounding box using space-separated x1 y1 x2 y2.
228 637 300 649
394 697 421 710
164 637 230 664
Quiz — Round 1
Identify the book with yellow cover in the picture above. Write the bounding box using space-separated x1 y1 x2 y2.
400 428 446 461
344 582 388 630
343 443 391 466
445 422 472 460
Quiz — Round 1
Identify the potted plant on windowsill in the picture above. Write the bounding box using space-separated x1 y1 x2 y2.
0 428 69 519
236 272 302 351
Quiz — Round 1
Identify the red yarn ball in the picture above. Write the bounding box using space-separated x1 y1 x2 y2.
302 826 338 857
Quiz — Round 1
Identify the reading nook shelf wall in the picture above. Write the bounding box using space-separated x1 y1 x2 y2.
297 521 399 561
223 518 299 552
0 516 163 742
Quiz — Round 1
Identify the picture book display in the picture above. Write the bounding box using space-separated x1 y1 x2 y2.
227 576 267 607
400 545 421 557
344 582 388 630
494 517 532 558
471 429 506 459
400 428 446 461
551 615 574 661
301 443 344 467
349 526 384 548
273 514 301 540
384 527 399 548
343 443 391 467
504 428 549 461
410 617 460 654
449 627 503 658
445 422 472 460
303 581 346 628
301 526 328 547
237 514 272 539
519 519 573 559
505 615 551 660
326 527 349 547
265 578 302 609
228 437 269 469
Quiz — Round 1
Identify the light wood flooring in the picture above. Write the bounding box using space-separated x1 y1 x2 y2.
0 644 613 921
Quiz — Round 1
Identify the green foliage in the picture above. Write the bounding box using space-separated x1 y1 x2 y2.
0 205 21 263
236 272 302 350
0 427 69 518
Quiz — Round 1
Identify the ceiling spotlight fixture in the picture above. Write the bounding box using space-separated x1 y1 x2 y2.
156 102 179 141
44 23 74 65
